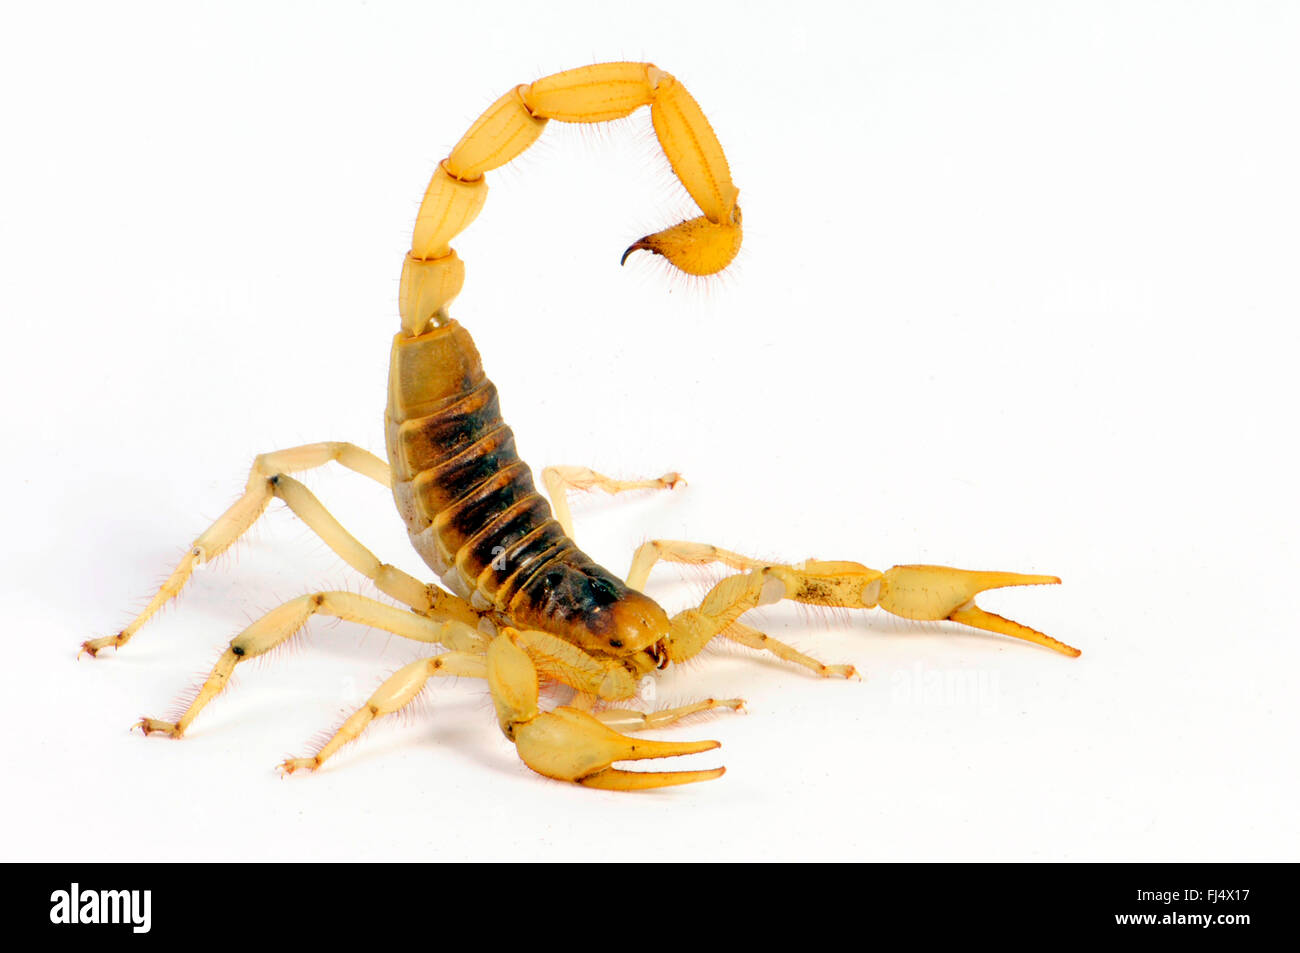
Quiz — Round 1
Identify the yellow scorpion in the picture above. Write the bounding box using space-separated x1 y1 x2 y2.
83 62 1080 791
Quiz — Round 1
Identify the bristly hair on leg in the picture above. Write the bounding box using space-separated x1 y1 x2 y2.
162 678 205 726
161 646 234 725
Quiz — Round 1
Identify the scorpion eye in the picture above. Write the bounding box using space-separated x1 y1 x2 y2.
609 639 624 649
587 576 621 606
541 570 564 590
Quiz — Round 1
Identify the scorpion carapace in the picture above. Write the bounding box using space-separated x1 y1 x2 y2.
85 62 1079 791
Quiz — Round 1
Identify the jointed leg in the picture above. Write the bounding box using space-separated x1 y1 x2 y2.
596 697 744 732
265 474 477 624
542 466 682 540
290 630 734 784
137 603 728 789
721 621 857 679
84 441 478 657
280 652 487 774
627 539 768 591
137 591 487 739
629 540 857 677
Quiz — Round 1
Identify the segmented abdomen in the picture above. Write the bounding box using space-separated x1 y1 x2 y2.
384 321 596 614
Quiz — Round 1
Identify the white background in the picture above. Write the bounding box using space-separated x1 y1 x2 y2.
3 1 1296 861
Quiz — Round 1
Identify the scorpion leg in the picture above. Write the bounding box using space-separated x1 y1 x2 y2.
541 466 683 539
280 652 487 774
640 541 1080 666
508 629 744 728
487 631 725 790
717 621 857 679
627 539 769 590
136 592 487 739
262 474 476 623
83 442 479 657
568 691 598 712
130 569 725 785
595 698 745 732
628 541 856 678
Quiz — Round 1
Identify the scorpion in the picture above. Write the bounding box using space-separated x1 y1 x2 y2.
82 62 1081 791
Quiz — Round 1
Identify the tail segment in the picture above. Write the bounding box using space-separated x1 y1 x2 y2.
399 62 743 337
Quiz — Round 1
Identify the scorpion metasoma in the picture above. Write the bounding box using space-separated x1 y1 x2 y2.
83 62 1081 790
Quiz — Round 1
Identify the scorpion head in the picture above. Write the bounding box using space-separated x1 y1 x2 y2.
606 590 673 675
511 562 671 670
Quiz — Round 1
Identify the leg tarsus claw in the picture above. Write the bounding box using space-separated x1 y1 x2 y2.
277 757 318 776
80 633 125 659
135 717 181 737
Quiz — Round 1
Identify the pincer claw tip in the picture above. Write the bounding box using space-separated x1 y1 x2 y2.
514 706 725 790
578 766 726 791
879 565 1078 657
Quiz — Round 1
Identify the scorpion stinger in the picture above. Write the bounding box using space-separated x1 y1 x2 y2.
87 62 1076 791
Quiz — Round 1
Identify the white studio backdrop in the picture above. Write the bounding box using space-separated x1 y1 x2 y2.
2 1 1296 861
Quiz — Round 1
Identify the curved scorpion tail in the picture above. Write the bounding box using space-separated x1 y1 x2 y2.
397 62 743 338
